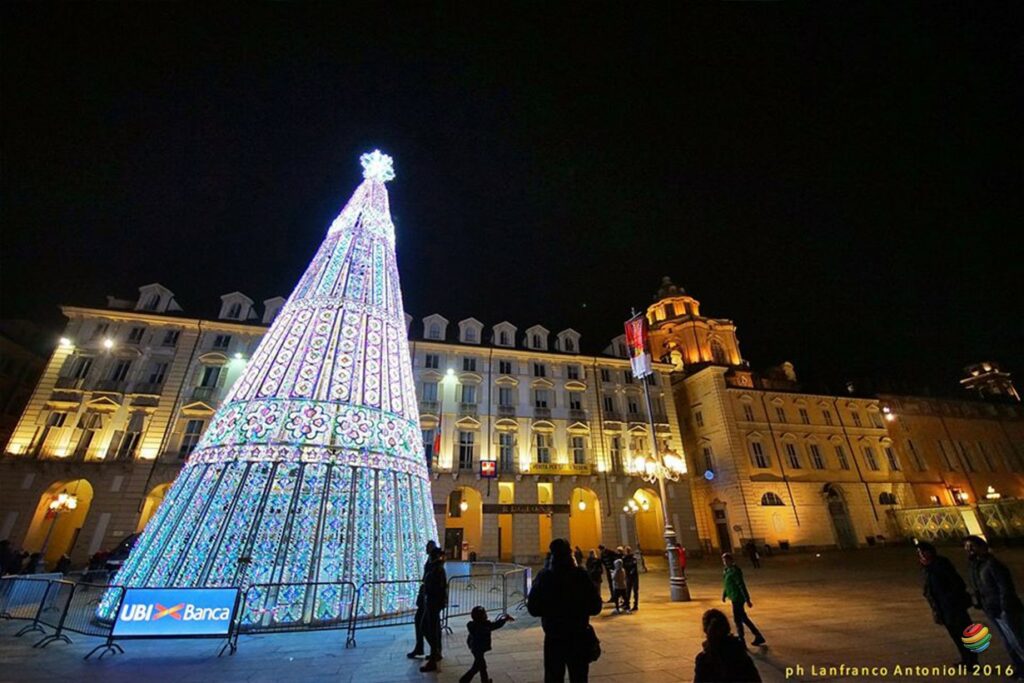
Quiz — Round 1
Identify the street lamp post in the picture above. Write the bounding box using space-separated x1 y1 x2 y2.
38 491 78 571
630 376 691 602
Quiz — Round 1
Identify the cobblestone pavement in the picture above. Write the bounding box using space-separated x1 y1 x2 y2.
2 546 1022 682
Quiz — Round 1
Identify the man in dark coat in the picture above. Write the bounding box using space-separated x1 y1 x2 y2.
965 535 1024 670
622 546 640 611
419 547 448 672
917 541 976 665
528 538 603 683
598 545 617 603
407 539 438 659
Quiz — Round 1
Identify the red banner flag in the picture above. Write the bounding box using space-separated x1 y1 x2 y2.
624 313 653 379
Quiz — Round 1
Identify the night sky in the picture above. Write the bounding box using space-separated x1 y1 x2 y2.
2 4 1021 391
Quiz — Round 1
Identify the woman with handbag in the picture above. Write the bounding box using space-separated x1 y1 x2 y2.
528 538 604 682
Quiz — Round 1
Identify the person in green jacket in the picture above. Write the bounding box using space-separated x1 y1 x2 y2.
722 552 766 647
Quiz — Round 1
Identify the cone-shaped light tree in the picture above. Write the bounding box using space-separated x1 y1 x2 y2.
100 151 438 624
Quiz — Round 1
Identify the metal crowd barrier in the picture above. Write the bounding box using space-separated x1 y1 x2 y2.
344 578 421 648
237 580 357 635
0 575 123 651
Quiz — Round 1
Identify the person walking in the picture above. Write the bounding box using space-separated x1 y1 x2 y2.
623 545 639 611
528 538 603 683
744 540 761 569
917 541 976 666
460 606 514 683
585 550 603 595
694 609 762 682
611 558 629 614
408 539 439 660
721 553 766 647
419 547 448 672
598 545 616 602
965 535 1024 671
574 546 584 568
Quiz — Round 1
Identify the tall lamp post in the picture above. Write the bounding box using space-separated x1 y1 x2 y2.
624 311 691 602
38 491 78 571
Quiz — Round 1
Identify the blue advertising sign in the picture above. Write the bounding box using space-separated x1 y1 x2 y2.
112 587 239 638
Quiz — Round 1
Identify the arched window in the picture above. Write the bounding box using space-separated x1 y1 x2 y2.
710 338 728 365
879 492 898 505
761 492 785 506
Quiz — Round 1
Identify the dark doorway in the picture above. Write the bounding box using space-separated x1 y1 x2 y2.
712 507 732 553
444 528 464 561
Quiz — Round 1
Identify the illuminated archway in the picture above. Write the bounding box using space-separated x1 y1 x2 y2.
445 486 483 560
569 487 602 554
631 488 665 552
136 483 173 533
21 479 94 568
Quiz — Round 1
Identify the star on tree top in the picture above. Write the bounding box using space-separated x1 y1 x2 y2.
360 149 395 182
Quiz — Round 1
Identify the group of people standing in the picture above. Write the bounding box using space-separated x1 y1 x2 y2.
921 535 1024 671
582 544 641 613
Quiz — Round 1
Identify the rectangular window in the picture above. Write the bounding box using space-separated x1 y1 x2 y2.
863 446 879 471
610 436 623 471
200 366 221 387
535 433 551 463
959 442 976 472
702 446 715 473
774 407 786 423
571 436 586 464
213 334 231 350
567 365 580 380
534 389 549 408
532 363 546 378
938 440 957 470
422 429 435 464
458 431 475 470
149 362 168 385
127 326 145 344
624 371 634 384
499 433 515 471
110 360 132 382
498 386 513 407
750 442 769 468
809 444 824 469
179 419 205 458
91 322 110 340
47 411 68 427
425 353 439 369
885 446 901 471
823 410 834 426
600 368 611 383
743 404 755 421
785 443 801 469
460 384 477 404
835 445 850 470
499 360 512 375
851 411 862 427
71 356 93 380
162 330 180 347
907 439 926 471
568 393 582 410
694 410 704 428
870 412 884 428
799 408 810 424
602 396 615 413
627 397 640 415
422 381 438 402
462 357 477 372
978 442 995 472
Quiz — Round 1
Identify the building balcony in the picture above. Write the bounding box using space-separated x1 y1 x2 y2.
533 406 552 420
191 386 217 402
132 382 164 396
458 403 478 418
497 405 516 418
419 400 439 416
627 412 646 424
568 409 588 422
93 380 127 394
602 410 623 423
651 412 669 425
54 376 86 391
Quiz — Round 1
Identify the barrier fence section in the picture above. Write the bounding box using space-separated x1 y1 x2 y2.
237 580 357 635
345 578 421 648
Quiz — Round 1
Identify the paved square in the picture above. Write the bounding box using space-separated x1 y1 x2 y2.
2 547 1021 682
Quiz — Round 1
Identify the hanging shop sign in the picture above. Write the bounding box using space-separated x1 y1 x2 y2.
112 587 240 638
528 462 591 476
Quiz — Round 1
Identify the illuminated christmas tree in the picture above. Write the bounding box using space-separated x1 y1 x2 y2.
100 151 437 624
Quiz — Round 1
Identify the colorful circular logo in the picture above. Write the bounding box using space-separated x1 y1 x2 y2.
962 623 992 653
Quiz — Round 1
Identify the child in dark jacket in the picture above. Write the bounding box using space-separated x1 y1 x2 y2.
460 606 514 683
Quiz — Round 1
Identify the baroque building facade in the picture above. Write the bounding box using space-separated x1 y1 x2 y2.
1 284 698 568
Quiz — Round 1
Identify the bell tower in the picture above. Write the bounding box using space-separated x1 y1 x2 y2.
645 276 745 373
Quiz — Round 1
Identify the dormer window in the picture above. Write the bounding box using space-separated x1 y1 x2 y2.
532 334 541 349
500 331 509 346
466 328 477 342
227 303 242 319
565 338 575 352
429 323 441 340
142 294 161 311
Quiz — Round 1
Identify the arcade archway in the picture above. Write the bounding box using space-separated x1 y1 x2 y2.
136 483 172 532
631 488 665 552
569 487 602 554
22 479 94 568
445 486 483 560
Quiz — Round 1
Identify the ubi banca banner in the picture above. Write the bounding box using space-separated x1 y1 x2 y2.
112 587 239 638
